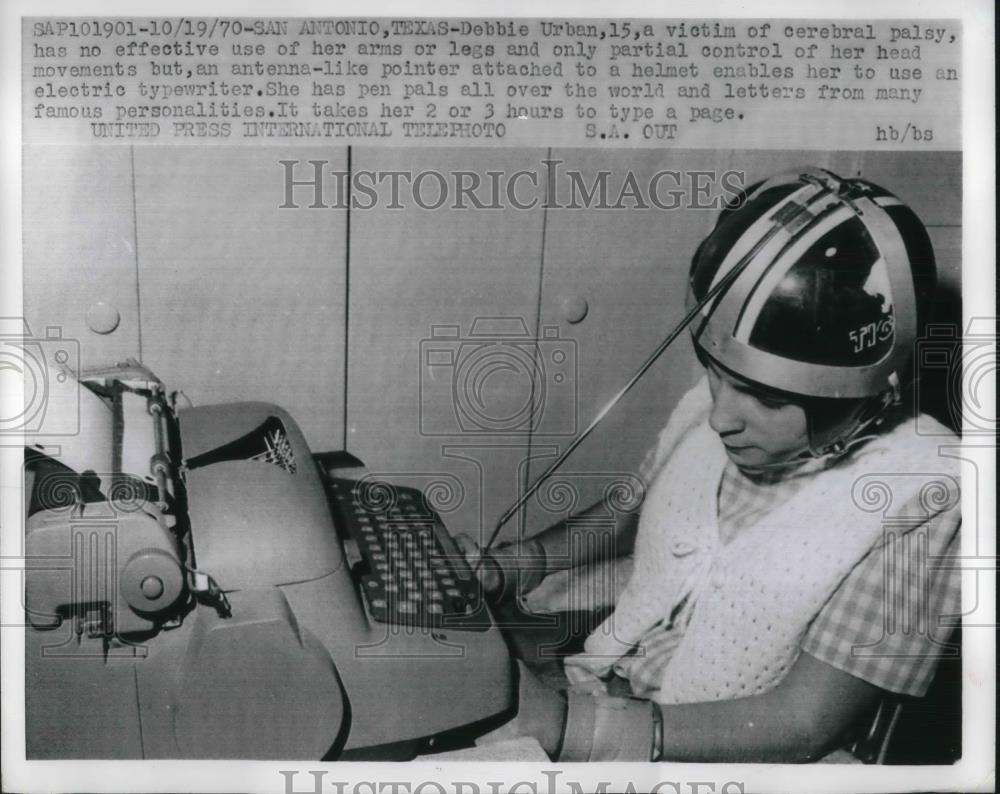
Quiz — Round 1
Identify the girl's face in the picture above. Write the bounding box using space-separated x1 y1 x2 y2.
705 359 810 471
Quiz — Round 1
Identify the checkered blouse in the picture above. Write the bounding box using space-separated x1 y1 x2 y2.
623 458 961 698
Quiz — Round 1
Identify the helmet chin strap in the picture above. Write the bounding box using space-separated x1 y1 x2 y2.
734 374 903 475
811 372 903 455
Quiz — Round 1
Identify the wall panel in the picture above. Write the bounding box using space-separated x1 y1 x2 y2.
133 147 348 449
23 146 141 370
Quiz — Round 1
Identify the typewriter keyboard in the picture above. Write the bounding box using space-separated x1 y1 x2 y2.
325 477 488 631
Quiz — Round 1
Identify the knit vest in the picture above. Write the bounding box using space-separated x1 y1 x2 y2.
577 378 960 705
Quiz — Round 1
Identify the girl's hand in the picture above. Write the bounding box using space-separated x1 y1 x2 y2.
453 533 503 596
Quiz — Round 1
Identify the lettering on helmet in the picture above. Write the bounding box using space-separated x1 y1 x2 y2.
849 314 895 353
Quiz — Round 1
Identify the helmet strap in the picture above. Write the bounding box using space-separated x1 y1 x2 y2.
733 375 903 476
806 373 903 460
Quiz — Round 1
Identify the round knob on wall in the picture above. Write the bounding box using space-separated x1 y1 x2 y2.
85 301 120 334
561 296 589 324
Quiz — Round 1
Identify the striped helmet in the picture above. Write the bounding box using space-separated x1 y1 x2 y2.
688 168 936 401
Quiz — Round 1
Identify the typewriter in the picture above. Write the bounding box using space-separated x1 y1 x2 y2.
23 362 514 759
